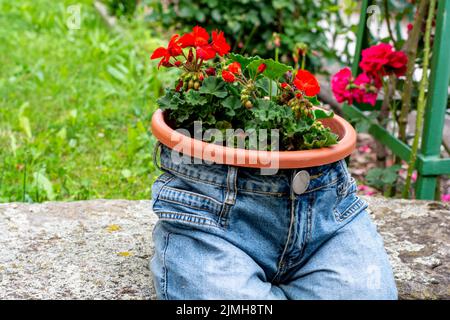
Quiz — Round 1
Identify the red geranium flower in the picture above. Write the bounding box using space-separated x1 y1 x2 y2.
222 70 236 83
227 62 241 75
179 26 209 48
150 34 182 68
196 44 216 60
211 30 230 56
293 70 320 96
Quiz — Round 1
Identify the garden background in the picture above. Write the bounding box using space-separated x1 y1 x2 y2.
1 0 449 203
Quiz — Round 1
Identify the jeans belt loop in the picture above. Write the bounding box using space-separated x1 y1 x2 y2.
224 166 238 205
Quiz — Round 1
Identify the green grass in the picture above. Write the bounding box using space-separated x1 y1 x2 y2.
0 0 173 202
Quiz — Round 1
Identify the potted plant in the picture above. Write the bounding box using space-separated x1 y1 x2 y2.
150 27 356 169
148 27 396 300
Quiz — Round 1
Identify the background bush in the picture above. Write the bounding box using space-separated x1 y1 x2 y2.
143 0 354 73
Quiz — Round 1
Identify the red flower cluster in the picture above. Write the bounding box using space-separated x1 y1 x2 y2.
150 34 183 68
331 43 407 106
150 26 230 68
222 62 241 83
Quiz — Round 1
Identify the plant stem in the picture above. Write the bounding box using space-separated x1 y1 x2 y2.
398 0 429 143
383 0 398 47
301 54 306 70
241 24 258 54
22 160 27 202
402 0 436 198
275 47 279 63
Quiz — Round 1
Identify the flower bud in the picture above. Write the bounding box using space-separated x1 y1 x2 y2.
257 63 267 74
175 80 183 92
205 67 216 76
187 49 194 62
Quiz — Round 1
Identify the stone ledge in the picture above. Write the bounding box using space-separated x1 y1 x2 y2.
0 197 448 300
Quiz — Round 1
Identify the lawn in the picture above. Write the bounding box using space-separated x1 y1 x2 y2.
0 0 171 202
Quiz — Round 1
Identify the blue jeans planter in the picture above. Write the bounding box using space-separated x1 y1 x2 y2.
150 145 397 300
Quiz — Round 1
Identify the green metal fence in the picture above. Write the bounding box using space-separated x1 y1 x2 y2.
343 0 450 200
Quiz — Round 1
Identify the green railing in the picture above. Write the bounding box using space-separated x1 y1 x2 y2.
343 0 450 200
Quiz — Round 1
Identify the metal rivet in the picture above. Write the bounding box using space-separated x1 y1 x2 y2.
293 170 310 195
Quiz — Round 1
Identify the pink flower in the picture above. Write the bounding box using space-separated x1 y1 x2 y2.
412 171 418 182
359 43 408 80
353 73 380 106
441 194 450 202
331 68 355 104
358 185 376 196
358 185 369 191
360 43 393 77
358 145 372 153
331 68 381 106
388 50 408 77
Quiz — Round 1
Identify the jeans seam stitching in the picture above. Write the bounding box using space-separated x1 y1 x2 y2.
156 197 222 216
156 211 221 228
160 186 223 207
162 231 171 300
334 197 367 222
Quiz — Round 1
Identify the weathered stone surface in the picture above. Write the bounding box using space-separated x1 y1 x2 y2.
364 197 449 300
0 197 448 300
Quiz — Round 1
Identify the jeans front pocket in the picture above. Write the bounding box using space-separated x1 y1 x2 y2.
152 178 225 229
333 176 368 223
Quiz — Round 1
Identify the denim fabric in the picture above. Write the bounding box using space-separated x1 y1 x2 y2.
150 146 397 300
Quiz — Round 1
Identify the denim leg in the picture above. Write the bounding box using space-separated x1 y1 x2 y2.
151 221 287 300
278 211 398 300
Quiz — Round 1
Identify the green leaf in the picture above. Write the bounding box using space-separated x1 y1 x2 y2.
157 90 184 110
261 59 292 80
228 53 262 70
366 165 401 189
222 96 241 117
185 90 208 106
306 95 321 106
33 171 55 201
312 109 334 120
247 59 292 80
19 115 32 140
199 76 228 98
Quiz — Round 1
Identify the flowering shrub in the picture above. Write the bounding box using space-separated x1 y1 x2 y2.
331 43 408 106
151 26 338 151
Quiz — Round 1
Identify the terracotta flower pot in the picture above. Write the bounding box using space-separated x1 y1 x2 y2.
151 108 356 169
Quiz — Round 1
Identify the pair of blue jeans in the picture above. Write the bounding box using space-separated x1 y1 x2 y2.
150 145 397 300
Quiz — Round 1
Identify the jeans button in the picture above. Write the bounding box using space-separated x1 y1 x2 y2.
293 170 310 195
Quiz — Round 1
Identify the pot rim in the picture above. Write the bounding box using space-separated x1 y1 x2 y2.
151 108 356 169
